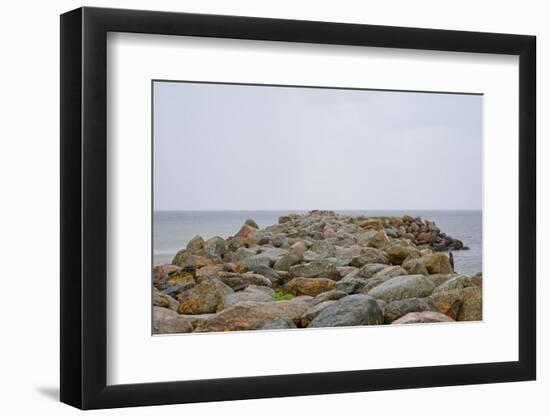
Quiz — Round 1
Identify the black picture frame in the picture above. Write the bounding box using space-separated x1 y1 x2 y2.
60 6 536 410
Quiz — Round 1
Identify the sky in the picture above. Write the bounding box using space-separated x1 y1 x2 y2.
153 81 482 211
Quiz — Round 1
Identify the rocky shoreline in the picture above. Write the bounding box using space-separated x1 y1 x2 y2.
153 211 482 334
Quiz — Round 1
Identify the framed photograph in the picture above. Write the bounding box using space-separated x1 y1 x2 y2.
60 6 536 409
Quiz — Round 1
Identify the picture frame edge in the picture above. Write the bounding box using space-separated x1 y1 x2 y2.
60 6 537 410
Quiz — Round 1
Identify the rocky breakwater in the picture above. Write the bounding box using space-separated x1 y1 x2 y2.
153 211 481 334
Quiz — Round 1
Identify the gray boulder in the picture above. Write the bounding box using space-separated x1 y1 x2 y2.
335 277 369 294
273 252 303 271
356 263 388 278
220 285 275 310
383 297 439 323
244 218 259 229
308 294 383 327
310 240 336 258
216 272 272 290
349 248 389 267
300 300 336 327
427 273 461 288
312 289 348 304
289 261 340 280
153 287 179 311
186 235 205 253
244 264 282 286
260 318 297 330
231 247 257 262
401 257 429 275
243 254 272 270
433 274 476 293
203 236 227 260
367 274 435 302
372 265 408 280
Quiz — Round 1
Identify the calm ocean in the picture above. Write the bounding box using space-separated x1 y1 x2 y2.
153 210 482 276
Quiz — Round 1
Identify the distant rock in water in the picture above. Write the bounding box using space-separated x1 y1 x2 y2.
153 210 480 334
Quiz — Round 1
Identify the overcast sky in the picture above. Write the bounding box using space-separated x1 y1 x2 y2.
153 81 482 211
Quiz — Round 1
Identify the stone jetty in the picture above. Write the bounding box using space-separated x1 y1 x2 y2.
153 211 481 334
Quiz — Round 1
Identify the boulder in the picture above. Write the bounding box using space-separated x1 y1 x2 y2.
231 247 257 262
415 231 432 244
356 263 388 278
220 285 275 310
385 244 421 265
227 236 246 252
368 230 390 249
335 277 369 294
359 277 388 294
260 318 297 330
153 264 180 285
302 250 323 262
391 311 454 324
429 289 464 319
178 313 214 329
289 261 340 280
235 223 256 239
195 299 311 332
289 240 308 254
203 236 227 260
457 287 482 321
300 300 336 327
401 257 429 275
158 270 196 297
433 274 476 293
272 234 288 248
257 247 288 263
312 289 348 304
310 241 336 258
349 248 389 267
171 251 214 269
471 272 483 288
337 266 359 278
244 218 259 229
361 218 384 231
242 254 271 270
244 264 281 286
427 273 460 288
215 272 272 290
308 295 383 327
356 229 378 246
383 297 439 323
194 264 232 279
273 252 303 271
366 274 435 302
186 235 205 253
177 278 233 314
421 252 454 274
153 287 179 311
359 266 408 294
283 277 337 297
335 245 363 260
153 307 194 334
372 265 408 280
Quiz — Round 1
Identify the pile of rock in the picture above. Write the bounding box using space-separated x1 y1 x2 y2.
153 211 481 334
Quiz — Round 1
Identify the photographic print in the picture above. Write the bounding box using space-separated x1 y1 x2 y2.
152 81 483 334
